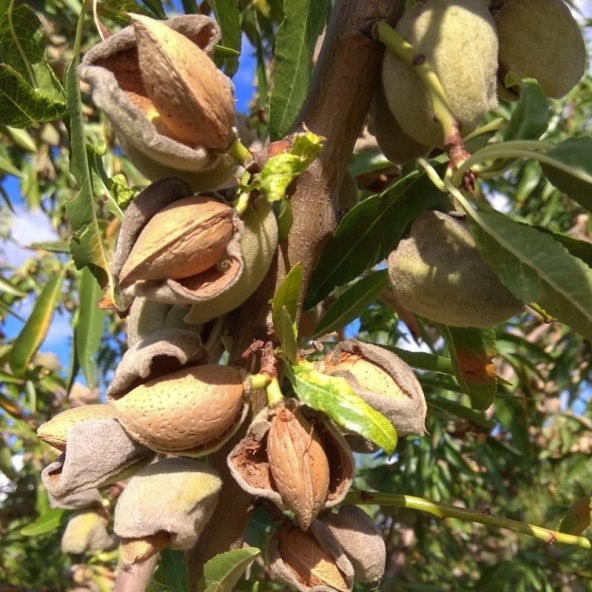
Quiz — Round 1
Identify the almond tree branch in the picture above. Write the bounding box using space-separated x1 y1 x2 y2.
346 490 592 550
114 554 159 592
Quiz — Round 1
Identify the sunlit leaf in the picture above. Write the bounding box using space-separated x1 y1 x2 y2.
287 363 397 454
9 271 65 376
20 508 66 536
202 547 260 592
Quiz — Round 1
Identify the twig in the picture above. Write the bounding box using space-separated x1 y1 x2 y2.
346 490 592 550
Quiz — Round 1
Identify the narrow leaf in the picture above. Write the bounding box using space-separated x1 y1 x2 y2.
428 396 494 430
442 326 497 411
9 271 65 376
152 549 190 592
558 497 592 535
540 138 592 211
306 169 448 307
0 275 26 298
65 8 115 304
75 268 106 388
534 226 592 268
272 263 303 322
271 264 302 363
210 0 241 76
0 64 65 126
503 79 549 142
268 0 329 138
288 364 397 454
378 345 454 375
202 547 260 592
313 270 388 337
20 508 66 536
462 208 592 341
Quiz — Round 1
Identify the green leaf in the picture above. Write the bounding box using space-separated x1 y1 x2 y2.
0 0 44 77
74 268 106 389
0 275 26 298
151 549 190 592
271 264 302 363
202 547 260 592
306 169 448 308
463 208 592 341
287 364 397 454
558 497 591 535
313 270 389 337
20 508 66 536
9 271 65 376
428 396 494 430
210 0 241 76
534 226 592 268
377 345 454 375
503 79 549 142
65 8 115 305
258 131 324 202
268 0 329 139
442 326 497 411
541 138 592 211
0 64 66 127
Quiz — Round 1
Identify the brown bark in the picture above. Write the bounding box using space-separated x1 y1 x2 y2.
187 0 404 586
114 554 159 592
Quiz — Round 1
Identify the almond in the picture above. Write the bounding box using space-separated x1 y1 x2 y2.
119 195 235 286
37 404 117 451
267 406 330 530
120 531 170 564
279 527 349 592
129 13 235 148
111 365 245 453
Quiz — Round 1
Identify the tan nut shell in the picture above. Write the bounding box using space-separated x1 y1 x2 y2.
227 404 354 519
495 0 586 100
37 404 117 451
119 195 235 285
130 14 235 149
111 364 245 454
267 406 331 530
184 195 279 323
267 521 355 592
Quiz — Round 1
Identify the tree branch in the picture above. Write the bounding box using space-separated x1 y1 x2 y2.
114 554 159 592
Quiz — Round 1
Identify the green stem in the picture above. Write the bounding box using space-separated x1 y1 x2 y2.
462 117 506 142
345 490 592 550
417 158 447 192
266 377 284 406
227 138 253 166
374 21 458 153
234 191 250 217
248 373 271 390
7 0 37 87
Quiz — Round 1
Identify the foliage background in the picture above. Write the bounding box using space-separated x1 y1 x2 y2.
1 0 592 590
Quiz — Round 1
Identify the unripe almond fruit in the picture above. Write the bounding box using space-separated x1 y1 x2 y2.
37 404 117 451
267 406 331 530
279 528 349 592
119 195 234 286
495 0 586 99
111 364 245 453
388 210 523 327
382 0 498 147
129 13 235 148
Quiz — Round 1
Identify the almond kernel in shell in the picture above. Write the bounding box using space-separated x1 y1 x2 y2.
112 365 244 452
119 196 234 286
279 528 349 592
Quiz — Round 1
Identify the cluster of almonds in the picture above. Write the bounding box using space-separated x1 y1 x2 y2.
373 0 586 162
35 10 433 591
